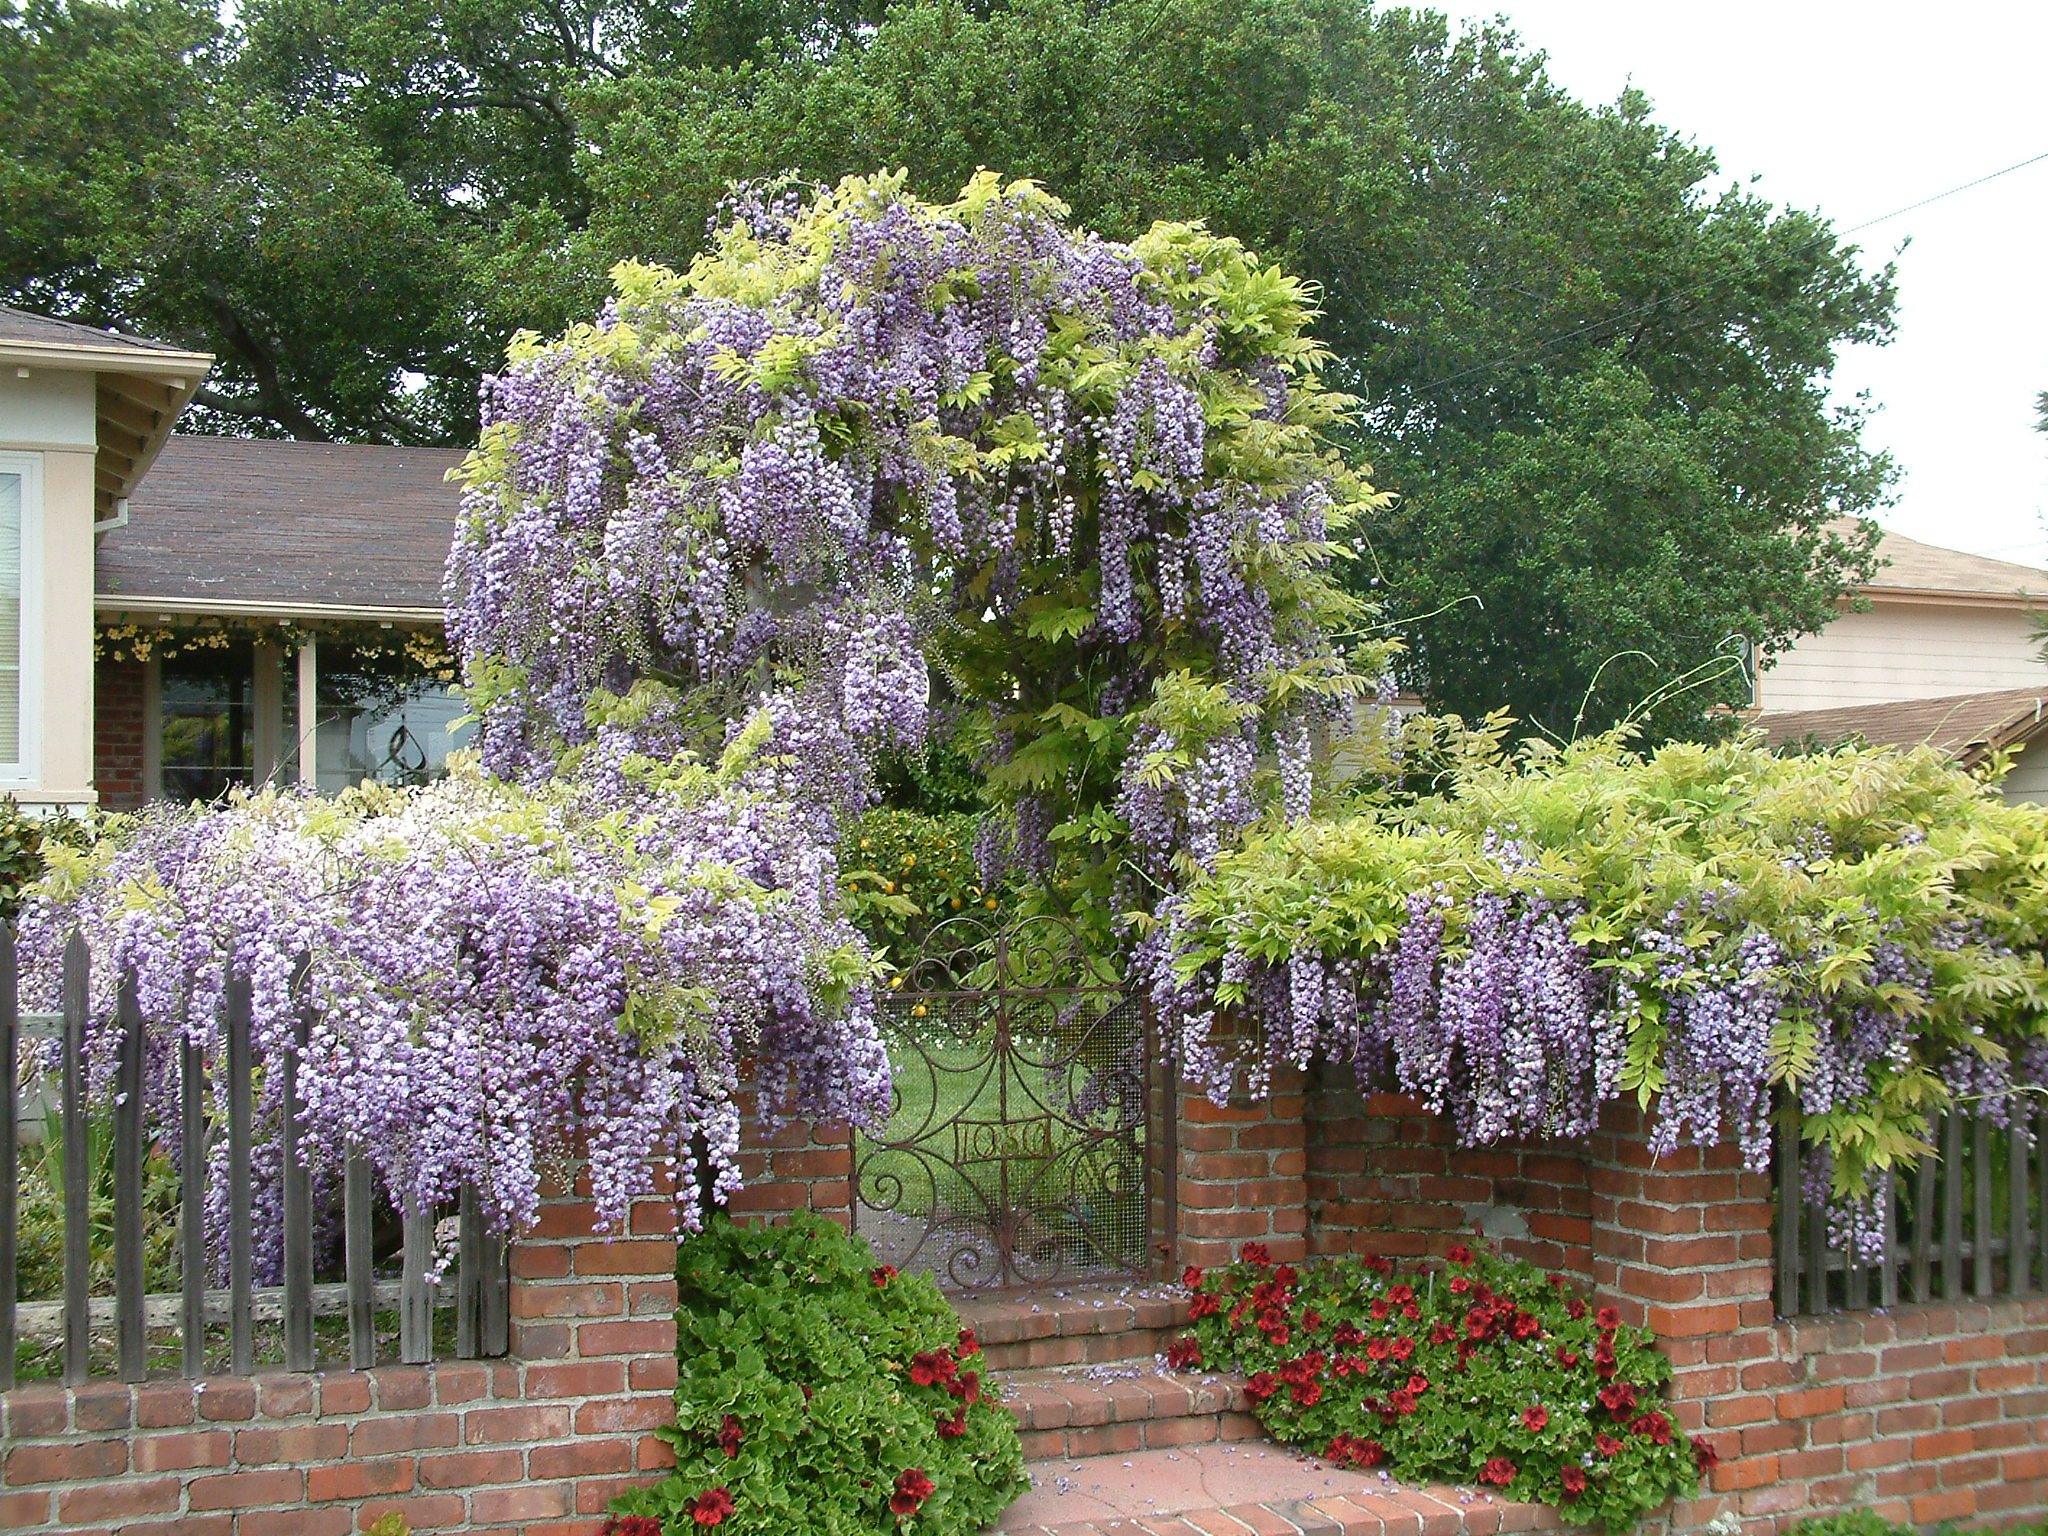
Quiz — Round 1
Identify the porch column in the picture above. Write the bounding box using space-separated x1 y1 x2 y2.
296 636 317 788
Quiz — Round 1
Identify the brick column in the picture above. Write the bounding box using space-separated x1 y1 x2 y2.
1588 1103 1783 1533
92 657 149 809
1170 1060 1310 1271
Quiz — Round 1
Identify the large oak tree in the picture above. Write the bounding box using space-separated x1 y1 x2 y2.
1 0 1893 737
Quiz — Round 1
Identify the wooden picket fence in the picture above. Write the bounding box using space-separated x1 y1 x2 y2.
1775 1098 2048 1316
0 930 508 1389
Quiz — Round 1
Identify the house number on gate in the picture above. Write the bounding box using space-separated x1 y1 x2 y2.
952 1115 1060 1165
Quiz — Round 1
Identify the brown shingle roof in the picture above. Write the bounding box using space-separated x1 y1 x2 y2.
96 435 464 615
0 304 185 353
1754 687 2048 765
1833 517 2048 599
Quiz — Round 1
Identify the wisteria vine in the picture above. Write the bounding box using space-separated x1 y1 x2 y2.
19 738 887 1270
1155 732 2048 1255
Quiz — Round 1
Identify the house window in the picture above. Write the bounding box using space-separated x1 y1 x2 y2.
0 452 39 780
159 642 258 802
311 643 470 794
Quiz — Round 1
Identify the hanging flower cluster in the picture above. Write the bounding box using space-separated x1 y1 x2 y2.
1157 731 2048 1250
18 734 888 1263
447 171 1387 922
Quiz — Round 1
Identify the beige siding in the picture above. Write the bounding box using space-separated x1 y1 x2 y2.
1999 739 2048 806
1761 602 2048 713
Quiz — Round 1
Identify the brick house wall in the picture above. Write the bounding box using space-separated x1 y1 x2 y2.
91 658 148 810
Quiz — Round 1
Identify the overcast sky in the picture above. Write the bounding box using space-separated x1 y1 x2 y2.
1434 0 2048 568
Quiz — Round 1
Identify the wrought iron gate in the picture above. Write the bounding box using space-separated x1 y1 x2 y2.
852 915 1169 1291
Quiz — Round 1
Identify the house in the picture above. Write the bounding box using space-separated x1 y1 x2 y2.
1754 686 2048 804
1758 523 2048 713
1 305 467 814
0 307 210 812
1753 522 2048 804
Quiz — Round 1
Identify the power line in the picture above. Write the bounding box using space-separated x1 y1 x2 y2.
1402 148 2048 399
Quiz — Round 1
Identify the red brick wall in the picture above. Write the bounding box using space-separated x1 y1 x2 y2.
92 658 149 810
1305 1072 1595 1281
1586 1105 2048 1536
0 1165 680 1536
1171 1066 1311 1270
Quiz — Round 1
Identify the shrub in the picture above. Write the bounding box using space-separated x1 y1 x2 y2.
609 1213 1025 1534
837 809 997 965
1178 1243 1710 1533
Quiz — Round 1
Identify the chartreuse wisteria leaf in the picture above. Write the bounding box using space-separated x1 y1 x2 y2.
1157 731 2048 1255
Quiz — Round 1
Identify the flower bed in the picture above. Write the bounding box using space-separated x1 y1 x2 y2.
1178 1243 1712 1533
608 1213 1025 1533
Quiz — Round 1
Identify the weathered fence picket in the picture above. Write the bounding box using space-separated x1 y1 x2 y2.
113 973 146 1381
2 929 513 1382
1777 1101 2044 1315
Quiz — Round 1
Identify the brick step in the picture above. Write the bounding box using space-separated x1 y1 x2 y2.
989 1444 1572 1536
996 1365 1259 1460
960 1285 1192 1374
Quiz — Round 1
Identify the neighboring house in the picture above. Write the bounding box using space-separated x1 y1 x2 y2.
1758 523 2048 713
0 307 209 812
94 435 467 809
2 305 468 814
1754 522 2048 805
1754 686 2048 805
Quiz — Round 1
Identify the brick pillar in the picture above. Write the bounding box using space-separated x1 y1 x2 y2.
1170 1054 1310 1272
1588 1102 1779 1533
92 657 149 809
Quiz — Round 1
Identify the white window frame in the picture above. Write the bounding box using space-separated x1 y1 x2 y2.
0 450 43 787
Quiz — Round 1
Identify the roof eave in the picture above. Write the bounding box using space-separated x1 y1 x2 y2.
96 594 446 626
1853 585 2042 609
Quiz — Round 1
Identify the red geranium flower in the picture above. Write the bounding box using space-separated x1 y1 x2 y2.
1363 1254 1394 1275
936 1406 967 1438
1447 1244 1474 1265
1510 1311 1542 1341
1560 1466 1588 1500
686 1487 735 1526
1566 1298 1587 1320
956 1328 980 1358
1429 1321 1457 1346
1245 1371 1279 1403
1189 1291 1221 1320
717 1414 744 1458
1387 1283 1414 1305
1241 1242 1272 1266
1402 1301 1421 1321
1334 1322 1366 1348
890 1468 935 1516
1448 1276 1472 1295
1366 1337 1392 1362
953 1369 981 1404
1390 1335 1415 1362
1630 1410 1675 1445
1183 1265 1205 1289
1405 1373 1429 1396
1694 1439 1722 1476
603 1520 663 1536
910 1351 955 1387
1389 1387 1417 1415
1522 1405 1549 1432
1274 1265 1299 1288
1165 1335 1203 1370
871 1266 898 1287
1554 1347 1580 1368
1596 1306 1621 1330
1598 1381 1638 1416
1293 1379 1323 1406
1549 1273 1569 1290
1595 1433 1624 1457
1370 1298 1391 1321
1479 1456 1517 1487
1302 1309 1323 1332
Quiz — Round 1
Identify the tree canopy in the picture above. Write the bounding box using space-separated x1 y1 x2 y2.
2 0 1895 737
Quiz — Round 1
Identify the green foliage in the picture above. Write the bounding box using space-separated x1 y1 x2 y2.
1174 728 2048 1198
1182 1245 1704 1532
1784 1516 2048 1536
7 0 1889 740
610 1213 1025 1535
836 809 997 964
0 799 87 919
